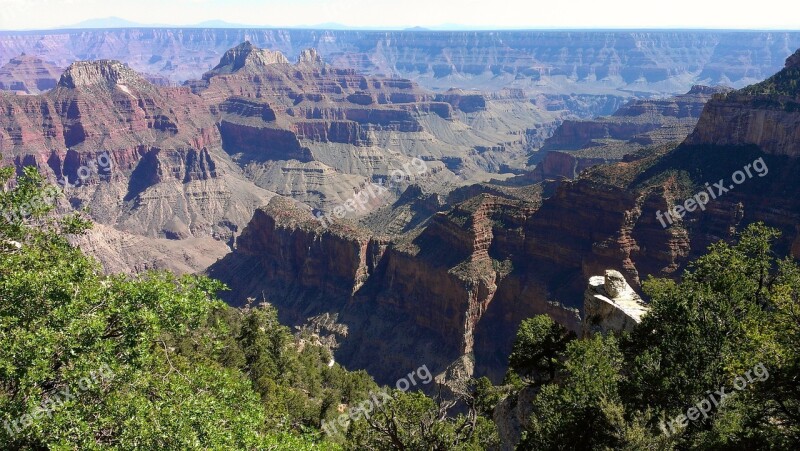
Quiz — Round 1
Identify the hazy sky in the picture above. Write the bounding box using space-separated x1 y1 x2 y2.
0 0 798 30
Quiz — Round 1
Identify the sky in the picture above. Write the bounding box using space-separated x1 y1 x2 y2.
0 0 798 31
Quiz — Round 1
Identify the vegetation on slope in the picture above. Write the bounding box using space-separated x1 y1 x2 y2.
3 163 799 450
506 222 800 450
0 167 499 449
0 167 350 448
738 49 800 98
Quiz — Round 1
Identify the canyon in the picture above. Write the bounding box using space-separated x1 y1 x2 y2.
0 30 799 387
209 48 800 385
0 41 574 274
0 54 62 94
530 84 733 181
2 29 800 95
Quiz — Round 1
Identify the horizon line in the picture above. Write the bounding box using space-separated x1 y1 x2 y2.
2 26 800 33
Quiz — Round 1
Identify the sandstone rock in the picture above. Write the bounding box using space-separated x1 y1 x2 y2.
0 54 62 94
209 190 586 383
581 270 649 337
493 384 541 451
3 29 798 94
188 42 558 209
785 48 800 70
0 57 277 273
533 85 731 182
3 37 800 398
208 49 800 384
686 99 800 156
72 222 232 274
297 48 323 65
686 51 800 156
208 41 289 75
58 60 149 89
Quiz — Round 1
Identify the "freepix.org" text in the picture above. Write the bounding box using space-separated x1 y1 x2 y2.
656 157 768 228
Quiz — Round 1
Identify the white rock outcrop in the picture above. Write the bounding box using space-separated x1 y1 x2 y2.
581 270 649 337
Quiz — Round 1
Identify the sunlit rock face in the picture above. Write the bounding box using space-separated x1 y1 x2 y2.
581 270 649 338
686 49 800 157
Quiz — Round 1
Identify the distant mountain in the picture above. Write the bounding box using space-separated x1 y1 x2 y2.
292 22 376 30
193 20 269 29
65 17 145 28
63 17 267 29
530 85 734 181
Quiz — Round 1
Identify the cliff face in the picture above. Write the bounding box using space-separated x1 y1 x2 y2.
0 58 276 272
686 101 800 156
0 54 62 94
530 150 607 181
210 52 800 383
207 150 706 383
532 85 732 181
209 193 585 383
686 50 800 157
187 42 564 210
4 37 800 393
0 43 564 274
2 30 798 95
581 270 648 338
212 163 701 383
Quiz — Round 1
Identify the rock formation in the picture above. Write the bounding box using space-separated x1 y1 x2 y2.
187 42 563 210
581 270 649 337
493 269 649 450
0 54 62 94
208 48 800 385
493 384 541 451
3 37 800 393
57 60 149 89
208 191 583 383
1 30 798 95
0 56 276 272
686 50 800 157
207 41 290 74
532 85 733 181
0 43 564 274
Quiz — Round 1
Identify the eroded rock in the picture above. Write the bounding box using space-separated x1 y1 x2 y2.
581 270 649 337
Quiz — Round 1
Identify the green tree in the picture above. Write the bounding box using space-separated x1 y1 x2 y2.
518 334 624 450
622 224 778 419
0 168 338 449
345 389 498 450
508 315 574 384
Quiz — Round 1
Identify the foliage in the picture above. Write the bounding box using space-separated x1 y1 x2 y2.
0 169 341 449
505 222 800 450
518 334 626 450
344 389 499 451
5 168 800 450
738 55 800 98
507 315 574 384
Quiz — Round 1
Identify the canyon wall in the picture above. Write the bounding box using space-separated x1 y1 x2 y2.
531 85 733 181
1 30 799 95
209 49 800 384
686 49 800 157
